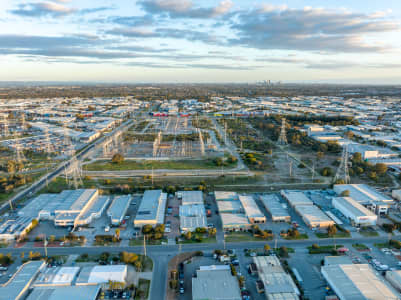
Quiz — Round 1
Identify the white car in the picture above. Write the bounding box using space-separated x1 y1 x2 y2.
165 228 171 233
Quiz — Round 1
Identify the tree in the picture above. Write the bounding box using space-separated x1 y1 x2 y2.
142 225 153 235
327 225 337 237
375 163 388 175
316 151 324 160
340 190 350 197
264 244 271 253
111 153 124 164
134 260 142 271
185 231 192 240
115 229 120 240
352 152 363 164
49 235 55 243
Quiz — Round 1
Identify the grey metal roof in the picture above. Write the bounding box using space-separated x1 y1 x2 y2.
260 194 290 218
26 285 101 300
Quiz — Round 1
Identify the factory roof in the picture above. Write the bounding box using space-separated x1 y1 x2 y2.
324 256 353 266
180 215 207 231
0 260 45 300
107 195 131 219
238 195 265 219
253 256 299 298
76 265 127 285
295 205 334 225
77 196 110 223
26 285 101 300
322 264 398 300
260 194 290 218
214 191 238 201
216 200 242 212
192 267 241 300
34 267 80 286
333 197 377 218
281 190 313 207
220 213 250 227
178 191 203 205
179 204 205 217
334 184 393 204
135 190 167 224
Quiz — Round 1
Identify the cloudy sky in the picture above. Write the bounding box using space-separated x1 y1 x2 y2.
0 0 400 83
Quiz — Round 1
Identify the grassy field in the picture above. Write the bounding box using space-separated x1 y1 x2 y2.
359 228 379 237
84 159 236 171
135 278 151 300
225 232 269 243
178 236 216 244
315 231 351 239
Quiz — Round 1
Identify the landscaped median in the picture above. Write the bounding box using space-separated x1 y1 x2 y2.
307 244 344 254
315 225 351 239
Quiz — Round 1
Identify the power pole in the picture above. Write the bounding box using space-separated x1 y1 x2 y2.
334 145 350 184
277 118 288 145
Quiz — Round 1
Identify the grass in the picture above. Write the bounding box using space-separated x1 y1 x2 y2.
374 242 390 249
0 242 8 248
135 278 151 300
315 231 351 239
178 236 216 244
359 228 379 237
308 245 344 254
129 237 167 246
139 255 153 272
84 159 236 171
224 232 270 243
352 243 370 251
284 233 309 240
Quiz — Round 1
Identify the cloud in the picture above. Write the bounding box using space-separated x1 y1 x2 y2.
10 2 76 17
138 0 233 18
229 6 399 52
79 6 116 15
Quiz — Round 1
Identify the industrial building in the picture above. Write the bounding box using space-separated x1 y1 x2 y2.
0 260 46 300
333 184 393 215
322 264 399 300
192 265 242 300
179 204 207 233
177 190 203 205
260 194 291 222
392 189 401 201
220 213 251 231
76 265 127 286
238 195 266 223
294 205 335 229
386 270 401 292
216 200 242 213
27 285 101 300
17 189 109 227
134 190 167 227
0 216 36 241
280 190 313 208
253 256 300 300
214 191 238 201
107 195 131 226
33 267 80 287
332 197 377 227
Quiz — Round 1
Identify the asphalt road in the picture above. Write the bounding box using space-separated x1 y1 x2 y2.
0 235 398 300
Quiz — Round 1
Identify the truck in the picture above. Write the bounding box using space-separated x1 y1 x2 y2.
219 255 231 263
207 210 212 217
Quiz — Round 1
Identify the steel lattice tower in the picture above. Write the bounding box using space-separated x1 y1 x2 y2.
334 145 350 184
277 118 288 145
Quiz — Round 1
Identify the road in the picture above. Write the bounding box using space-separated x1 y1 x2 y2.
0 119 134 214
0 235 399 300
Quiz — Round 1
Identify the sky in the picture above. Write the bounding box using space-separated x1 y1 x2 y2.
0 0 400 84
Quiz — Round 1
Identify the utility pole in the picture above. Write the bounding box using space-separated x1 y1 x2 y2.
143 235 147 257
44 234 48 257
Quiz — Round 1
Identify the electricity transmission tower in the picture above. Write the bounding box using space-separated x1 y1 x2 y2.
277 118 288 145
334 145 350 184
68 147 83 189
14 132 26 164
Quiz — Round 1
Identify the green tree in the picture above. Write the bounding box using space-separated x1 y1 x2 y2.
375 163 388 175
264 244 271 253
340 190 350 197
327 225 337 237
111 153 124 164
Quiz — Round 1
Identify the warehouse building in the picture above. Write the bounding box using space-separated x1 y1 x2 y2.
33 267 80 287
280 190 313 208
214 191 238 201
192 265 242 300
333 184 393 215
134 190 167 227
392 189 401 201
27 285 101 300
253 256 299 300
107 195 131 226
179 204 207 232
177 190 203 205
332 197 377 227
76 265 127 286
239 195 266 223
220 213 251 231
322 264 398 300
385 270 401 292
0 260 46 300
260 194 291 222
216 200 242 213
294 205 335 229
0 216 36 241
17 189 109 227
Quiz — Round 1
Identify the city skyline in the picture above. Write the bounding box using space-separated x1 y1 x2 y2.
0 0 400 83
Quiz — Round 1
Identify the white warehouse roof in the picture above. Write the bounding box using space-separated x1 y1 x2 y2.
238 195 264 219
280 190 313 207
